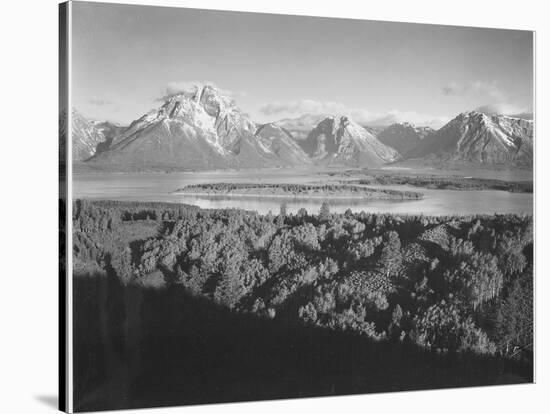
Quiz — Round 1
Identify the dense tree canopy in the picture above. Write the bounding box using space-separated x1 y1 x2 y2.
73 199 533 360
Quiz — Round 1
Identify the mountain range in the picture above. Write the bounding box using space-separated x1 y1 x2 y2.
68 84 533 171
405 111 533 167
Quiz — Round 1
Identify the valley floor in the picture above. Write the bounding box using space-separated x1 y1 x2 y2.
73 162 534 181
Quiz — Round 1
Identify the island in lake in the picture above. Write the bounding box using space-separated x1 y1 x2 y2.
338 174 533 193
174 183 424 200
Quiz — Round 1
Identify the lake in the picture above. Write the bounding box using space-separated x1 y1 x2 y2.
73 169 533 216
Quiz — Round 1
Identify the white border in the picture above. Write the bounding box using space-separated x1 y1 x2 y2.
0 1 547 413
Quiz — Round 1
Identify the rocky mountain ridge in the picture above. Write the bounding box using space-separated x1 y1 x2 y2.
405 111 533 166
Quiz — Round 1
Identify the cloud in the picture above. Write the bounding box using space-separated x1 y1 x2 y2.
473 103 532 118
88 97 113 106
158 81 246 101
368 111 450 129
260 100 354 117
441 83 460 96
442 80 506 101
259 99 448 128
442 81 532 120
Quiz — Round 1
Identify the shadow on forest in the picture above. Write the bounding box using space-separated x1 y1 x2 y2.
73 270 532 412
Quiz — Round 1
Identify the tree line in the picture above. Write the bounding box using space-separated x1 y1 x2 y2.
346 175 533 193
175 183 423 199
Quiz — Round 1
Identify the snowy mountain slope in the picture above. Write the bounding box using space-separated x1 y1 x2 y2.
58 109 125 162
405 111 533 166
71 110 109 161
300 116 399 167
255 123 311 165
88 84 294 170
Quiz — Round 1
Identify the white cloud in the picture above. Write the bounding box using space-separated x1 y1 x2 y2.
442 80 531 119
259 99 448 128
371 110 450 129
260 100 356 117
474 103 532 118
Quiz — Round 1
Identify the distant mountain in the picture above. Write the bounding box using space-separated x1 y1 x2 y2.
299 115 399 167
92 121 125 153
255 123 311 166
275 114 326 141
415 126 435 140
59 109 125 162
362 125 385 137
71 110 109 161
88 84 299 170
405 111 533 166
377 122 434 156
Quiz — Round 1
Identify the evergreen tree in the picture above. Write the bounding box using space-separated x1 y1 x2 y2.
277 202 287 226
379 230 402 275
296 207 308 220
319 202 331 222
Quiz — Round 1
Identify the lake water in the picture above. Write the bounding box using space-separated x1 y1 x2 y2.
73 169 533 216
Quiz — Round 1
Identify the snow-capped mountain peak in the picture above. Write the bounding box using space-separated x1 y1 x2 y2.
111 84 257 157
86 83 312 170
299 115 399 167
405 111 533 166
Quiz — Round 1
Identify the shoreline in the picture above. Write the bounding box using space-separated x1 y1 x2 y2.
72 198 534 218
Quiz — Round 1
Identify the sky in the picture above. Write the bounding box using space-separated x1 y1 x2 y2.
71 1 534 128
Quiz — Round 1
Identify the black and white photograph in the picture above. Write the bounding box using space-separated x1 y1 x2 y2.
58 1 535 412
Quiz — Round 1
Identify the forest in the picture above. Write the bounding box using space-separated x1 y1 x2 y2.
72 199 533 411
340 174 533 193
174 182 423 199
